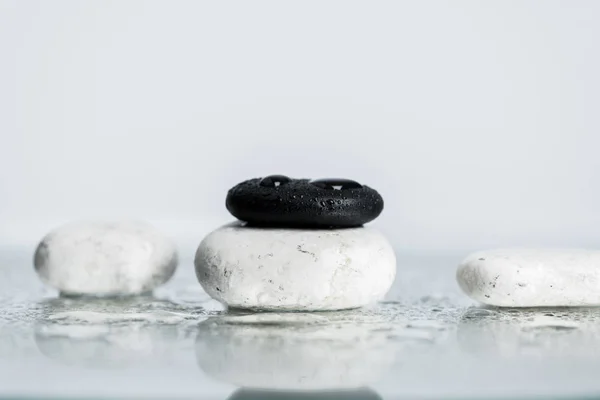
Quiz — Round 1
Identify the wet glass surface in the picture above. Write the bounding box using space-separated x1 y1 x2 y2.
1 249 600 399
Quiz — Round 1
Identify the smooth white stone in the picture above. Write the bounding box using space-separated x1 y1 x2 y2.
457 249 600 307
194 223 396 311
34 221 177 296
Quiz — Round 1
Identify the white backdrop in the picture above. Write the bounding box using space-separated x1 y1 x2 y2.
1 0 599 252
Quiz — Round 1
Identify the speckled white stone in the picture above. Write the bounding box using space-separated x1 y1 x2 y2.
34 221 177 296
194 223 396 311
457 249 600 307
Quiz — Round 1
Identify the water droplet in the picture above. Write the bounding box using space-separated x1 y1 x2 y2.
259 175 291 188
257 292 270 304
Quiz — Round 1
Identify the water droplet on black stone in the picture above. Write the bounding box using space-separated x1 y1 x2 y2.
259 175 291 188
310 178 363 190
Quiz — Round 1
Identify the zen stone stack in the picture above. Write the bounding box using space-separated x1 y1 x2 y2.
194 175 397 311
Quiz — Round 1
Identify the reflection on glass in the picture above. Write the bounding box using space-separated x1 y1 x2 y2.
195 311 400 398
227 388 382 400
457 306 600 357
33 296 196 368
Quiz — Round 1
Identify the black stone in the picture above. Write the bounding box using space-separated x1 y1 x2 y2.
225 176 384 228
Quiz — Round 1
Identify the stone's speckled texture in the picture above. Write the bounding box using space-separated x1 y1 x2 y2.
34 221 178 296
226 176 384 228
195 313 398 390
194 223 396 311
457 248 600 307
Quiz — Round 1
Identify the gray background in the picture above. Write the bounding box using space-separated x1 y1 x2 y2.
2 0 599 253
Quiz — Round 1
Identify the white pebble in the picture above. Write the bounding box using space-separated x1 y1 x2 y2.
34 221 177 296
457 248 600 307
194 223 396 311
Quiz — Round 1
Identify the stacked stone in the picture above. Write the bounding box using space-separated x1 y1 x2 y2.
194 175 397 311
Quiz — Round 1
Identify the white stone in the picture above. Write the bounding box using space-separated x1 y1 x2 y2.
194 223 396 311
34 221 177 296
457 248 600 307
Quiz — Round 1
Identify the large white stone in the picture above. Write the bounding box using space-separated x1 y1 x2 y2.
34 221 178 296
194 223 396 311
457 249 600 307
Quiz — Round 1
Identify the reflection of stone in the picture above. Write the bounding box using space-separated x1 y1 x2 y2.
0 327 31 358
35 321 184 369
196 312 398 390
34 296 198 369
457 307 600 357
227 388 382 400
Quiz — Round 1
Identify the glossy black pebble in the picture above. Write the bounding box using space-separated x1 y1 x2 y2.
226 175 384 228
